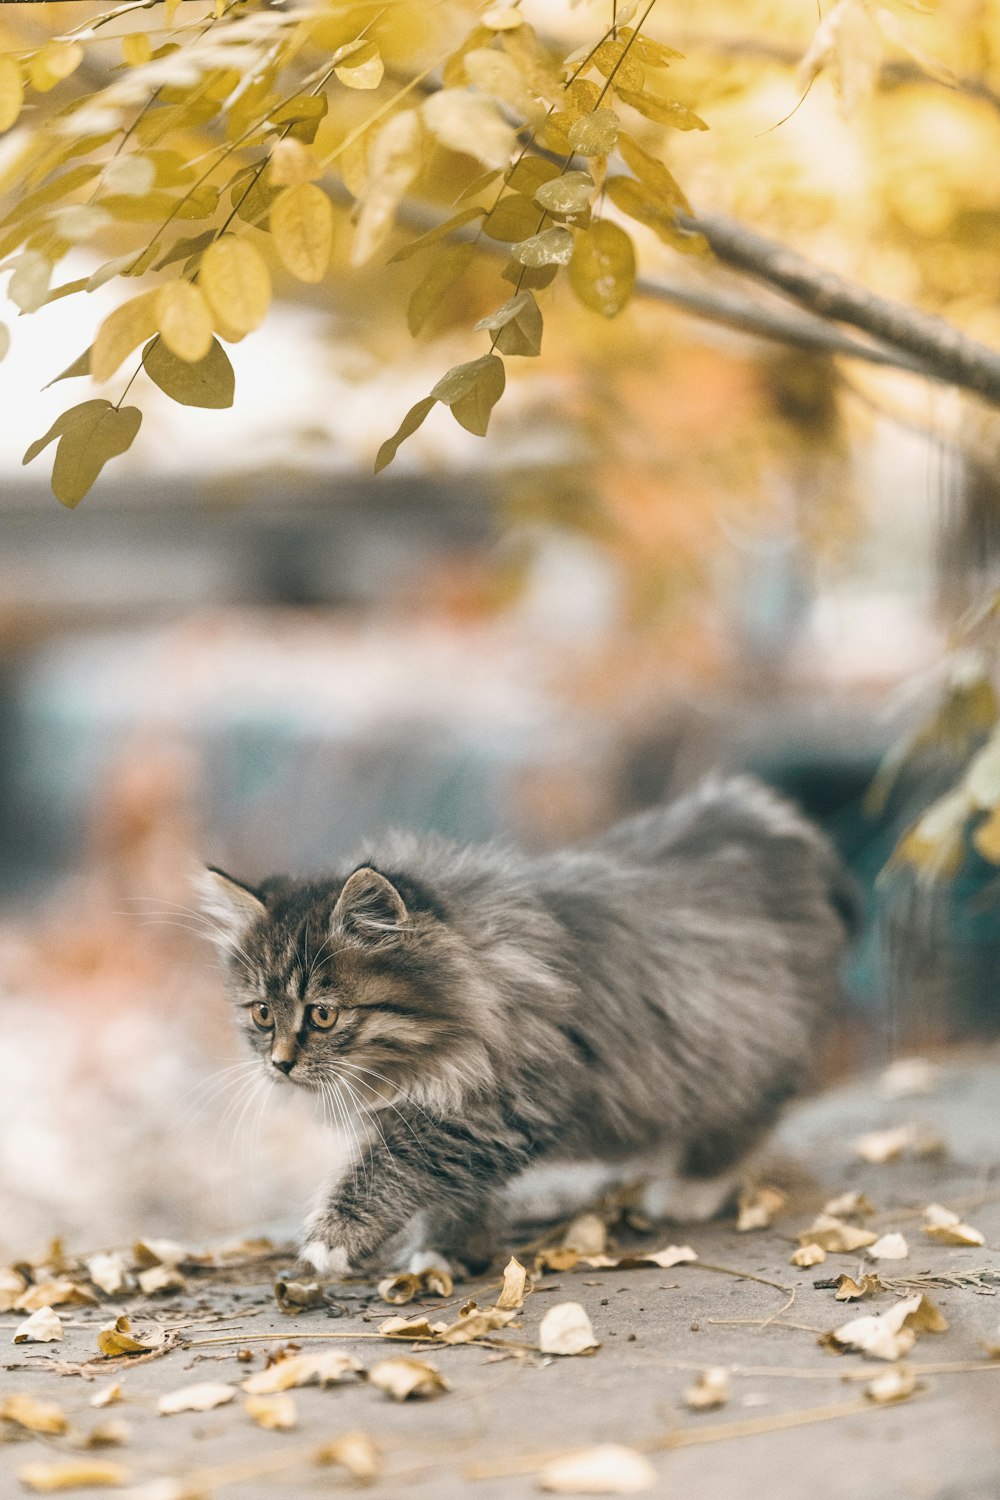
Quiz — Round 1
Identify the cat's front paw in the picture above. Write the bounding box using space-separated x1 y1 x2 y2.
300 1239 354 1277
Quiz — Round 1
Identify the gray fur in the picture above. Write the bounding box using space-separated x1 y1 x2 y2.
200 774 856 1273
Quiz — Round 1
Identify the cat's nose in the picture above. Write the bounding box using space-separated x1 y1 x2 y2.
272 1057 295 1075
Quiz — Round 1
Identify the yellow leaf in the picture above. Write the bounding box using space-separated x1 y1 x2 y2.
569 220 635 317
615 87 707 131
390 204 484 261
375 395 437 472
0 1395 68 1435
0 322 9 362
28 42 84 94
0 55 24 133
268 93 328 145
605 176 708 254
368 1357 449 1401
121 33 152 68
143 335 234 408
18 1460 131 1493
8 251 52 313
617 133 693 215
91 292 158 382
423 89 516 170
334 40 384 91
199 235 271 340
23 400 142 509
268 138 321 188
463 48 539 117
973 805 1000 863
535 170 594 216
617 27 684 68
352 109 422 267
407 242 474 336
510 226 573 267
592 38 645 91
245 1393 297 1430
155 281 213 364
506 158 560 194
271 183 335 283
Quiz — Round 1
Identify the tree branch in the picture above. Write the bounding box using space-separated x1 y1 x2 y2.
682 211 1000 404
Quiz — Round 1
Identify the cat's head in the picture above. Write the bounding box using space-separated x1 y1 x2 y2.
198 863 485 1113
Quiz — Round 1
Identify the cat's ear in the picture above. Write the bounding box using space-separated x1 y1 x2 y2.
197 866 266 942
332 867 408 939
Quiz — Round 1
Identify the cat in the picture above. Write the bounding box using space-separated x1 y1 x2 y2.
199 774 858 1276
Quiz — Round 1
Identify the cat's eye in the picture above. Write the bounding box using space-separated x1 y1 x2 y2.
306 1003 338 1031
250 1001 273 1031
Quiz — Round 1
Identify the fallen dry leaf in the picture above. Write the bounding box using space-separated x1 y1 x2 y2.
834 1273 884 1302
18 1460 132 1492
314 1431 379 1483
921 1204 985 1246
137 1265 187 1297
157 1382 237 1415
379 1314 445 1340
14 1306 63 1344
439 1307 518 1345
15 1278 97 1312
241 1350 363 1394
132 1239 195 1270
865 1365 920 1404
539 1302 599 1357
497 1256 528 1311
90 1385 122 1410
685 1367 731 1410
736 1186 787 1232
825 1293 948 1361
854 1126 915 1164
534 1247 583 1274
538 1443 656 1494
81 1420 130 1449
561 1213 609 1256
274 1277 325 1312
822 1191 876 1219
377 1266 453 1305
0 1394 68 1434
245 1393 297 1430
97 1316 167 1358
86 1255 129 1297
868 1233 909 1261
368 1356 449 1401
799 1215 877 1253
0 1266 28 1312
790 1243 826 1268
584 1245 697 1271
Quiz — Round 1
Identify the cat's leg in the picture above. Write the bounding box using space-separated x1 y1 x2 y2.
634 1133 755 1225
301 1110 526 1275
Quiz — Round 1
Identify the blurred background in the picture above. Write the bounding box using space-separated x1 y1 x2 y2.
3 0 1000 1259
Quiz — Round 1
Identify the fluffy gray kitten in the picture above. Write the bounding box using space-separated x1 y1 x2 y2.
200 775 857 1276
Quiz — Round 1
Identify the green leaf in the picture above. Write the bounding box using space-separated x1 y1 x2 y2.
569 221 636 317
268 94 328 144
510 226 574 267
432 353 506 436
23 400 142 508
374 395 437 473
389 205 485 262
605 176 709 254
534 170 594 216
614 88 708 131
501 259 557 290
482 193 541 243
505 158 560 195
44 346 92 387
473 290 542 356
143 336 235 408
567 109 620 156
407 242 475 337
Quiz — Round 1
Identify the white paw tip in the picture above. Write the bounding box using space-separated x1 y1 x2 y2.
301 1241 352 1277
407 1249 453 1277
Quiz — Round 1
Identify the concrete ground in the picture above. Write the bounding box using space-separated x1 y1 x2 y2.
3 1055 999 1499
